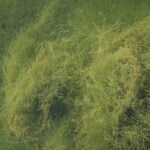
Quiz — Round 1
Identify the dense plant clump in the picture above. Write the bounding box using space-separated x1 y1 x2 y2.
0 0 150 150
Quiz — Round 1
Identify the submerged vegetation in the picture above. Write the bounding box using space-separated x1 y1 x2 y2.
0 0 150 150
